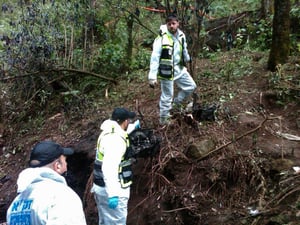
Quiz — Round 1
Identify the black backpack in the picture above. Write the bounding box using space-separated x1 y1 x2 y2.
125 129 161 159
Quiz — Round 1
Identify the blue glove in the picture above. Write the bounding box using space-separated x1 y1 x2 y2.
108 196 119 209
134 119 140 129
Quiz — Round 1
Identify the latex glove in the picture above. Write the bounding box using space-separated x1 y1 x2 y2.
134 119 141 129
149 79 157 88
108 196 119 209
127 119 141 134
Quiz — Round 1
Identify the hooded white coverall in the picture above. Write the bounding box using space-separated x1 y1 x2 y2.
6 167 87 225
148 25 197 123
91 119 130 225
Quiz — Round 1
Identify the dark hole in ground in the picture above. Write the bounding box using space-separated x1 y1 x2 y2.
65 152 93 199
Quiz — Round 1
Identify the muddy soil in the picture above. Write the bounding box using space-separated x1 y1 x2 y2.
0 52 299 225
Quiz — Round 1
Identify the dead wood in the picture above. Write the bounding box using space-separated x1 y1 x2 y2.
203 10 260 50
196 115 282 161
0 68 117 84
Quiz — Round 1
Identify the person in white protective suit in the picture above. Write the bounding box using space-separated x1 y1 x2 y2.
6 140 87 225
148 14 197 125
91 107 137 225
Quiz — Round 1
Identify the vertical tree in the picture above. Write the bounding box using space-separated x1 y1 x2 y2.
125 13 134 70
187 0 210 77
267 0 290 71
260 0 274 17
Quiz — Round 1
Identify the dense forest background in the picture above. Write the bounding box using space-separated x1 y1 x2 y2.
0 0 299 118
0 0 300 225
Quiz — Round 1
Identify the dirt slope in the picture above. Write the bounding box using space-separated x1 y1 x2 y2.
0 51 299 225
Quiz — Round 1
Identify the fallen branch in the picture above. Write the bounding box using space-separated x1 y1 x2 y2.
265 174 300 207
162 205 197 213
0 68 117 84
206 12 248 34
197 116 281 161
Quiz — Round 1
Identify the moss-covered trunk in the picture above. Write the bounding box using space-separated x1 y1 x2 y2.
260 0 274 17
125 15 134 71
267 0 290 71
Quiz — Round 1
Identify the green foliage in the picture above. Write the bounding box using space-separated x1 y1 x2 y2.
0 1 103 116
3 1 89 72
78 77 107 96
94 41 126 77
131 48 151 70
234 27 249 49
290 34 300 55
1 0 297 123
218 54 253 81
268 64 300 104
232 17 273 51
290 7 300 55
211 0 260 17
200 50 255 85
290 7 300 18
248 18 273 50
200 49 219 61
37 89 52 106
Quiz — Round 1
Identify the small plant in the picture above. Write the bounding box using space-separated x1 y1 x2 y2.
268 64 298 104
219 53 253 81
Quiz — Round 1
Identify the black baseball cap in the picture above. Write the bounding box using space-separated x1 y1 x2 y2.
111 107 136 122
29 141 74 168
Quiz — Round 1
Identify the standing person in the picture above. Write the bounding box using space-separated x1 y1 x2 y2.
91 107 136 225
6 140 87 225
148 14 197 125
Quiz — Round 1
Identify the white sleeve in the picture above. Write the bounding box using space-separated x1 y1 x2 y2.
182 34 191 62
148 36 162 80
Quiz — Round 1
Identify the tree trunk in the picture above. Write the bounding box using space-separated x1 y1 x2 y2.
125 14 134 71
187 0 209 77
260 0 274 17
267 0 290 71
